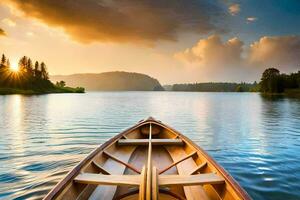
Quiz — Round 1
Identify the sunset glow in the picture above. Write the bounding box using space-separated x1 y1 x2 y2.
0 1 300 83
0 1 300 200
10 61 19 72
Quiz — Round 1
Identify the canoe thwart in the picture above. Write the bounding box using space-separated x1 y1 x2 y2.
118 139 184 146
159 173 225 186
74 173 141 186
74 172 224 189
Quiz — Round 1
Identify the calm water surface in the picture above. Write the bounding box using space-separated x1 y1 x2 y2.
0 92 300 200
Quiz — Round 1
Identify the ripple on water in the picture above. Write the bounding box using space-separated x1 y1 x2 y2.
0 92 300 200
0 173 22 183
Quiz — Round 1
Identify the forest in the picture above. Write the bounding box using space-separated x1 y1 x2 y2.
260 68 300 93
0 54 84 94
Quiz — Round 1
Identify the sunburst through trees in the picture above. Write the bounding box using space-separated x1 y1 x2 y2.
0 53 52 90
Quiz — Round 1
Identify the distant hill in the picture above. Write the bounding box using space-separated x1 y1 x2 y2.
51 71 164 91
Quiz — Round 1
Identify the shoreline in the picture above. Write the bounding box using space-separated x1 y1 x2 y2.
261 89 300 98
0 87 85 95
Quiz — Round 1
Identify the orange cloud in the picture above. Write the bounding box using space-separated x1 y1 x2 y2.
175 35 300 80
4 0 227 44
228 4 240 16
174 35 244 68
249 36 300 70
174 35 246 81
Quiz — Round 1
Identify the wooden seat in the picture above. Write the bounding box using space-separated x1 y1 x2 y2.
159 173 225 186
118 139 184 146
74 173 141 186
75 166 147 200
75 172 224 189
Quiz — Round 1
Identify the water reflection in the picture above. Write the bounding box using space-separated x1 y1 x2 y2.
0 92 300 200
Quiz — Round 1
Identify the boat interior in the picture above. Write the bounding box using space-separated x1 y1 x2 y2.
48 119 248 200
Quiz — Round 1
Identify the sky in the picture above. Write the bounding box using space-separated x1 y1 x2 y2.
0 0 300 84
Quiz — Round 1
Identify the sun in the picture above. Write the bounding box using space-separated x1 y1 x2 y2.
10 62 19 72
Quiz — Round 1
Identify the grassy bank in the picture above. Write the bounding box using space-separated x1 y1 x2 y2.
0 86 85 95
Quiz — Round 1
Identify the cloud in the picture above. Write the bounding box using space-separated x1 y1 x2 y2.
2 18 16 27
4 0 227 44
174 35 244 67
175 35 300 80
174 35 247 81
0 28 6 36
228 4 240 16
246 17 258 23
249 35 300 70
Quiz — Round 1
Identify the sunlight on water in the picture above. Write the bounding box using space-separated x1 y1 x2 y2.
0 92 300 200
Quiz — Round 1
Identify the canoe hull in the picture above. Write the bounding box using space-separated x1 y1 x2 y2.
44 118 251 200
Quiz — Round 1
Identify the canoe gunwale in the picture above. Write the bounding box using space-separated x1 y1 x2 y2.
44 118 252 200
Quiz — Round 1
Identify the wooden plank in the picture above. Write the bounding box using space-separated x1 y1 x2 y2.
103 151 141 174
118 139 184 146
190 162 207 175
139 166 146 200
146 123 152 200
159 151 197 174
74 173 140 186
159 173 225 186
152 167 158 200
92 161 110 175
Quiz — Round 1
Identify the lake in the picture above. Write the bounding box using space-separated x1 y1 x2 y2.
0 92 300 200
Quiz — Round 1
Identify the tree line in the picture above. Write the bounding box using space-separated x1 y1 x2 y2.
0 53 53 90
170 82 259 92
168 68 300 93
260 68 300 93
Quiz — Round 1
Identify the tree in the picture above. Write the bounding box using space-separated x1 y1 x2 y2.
19 56 28 73
34 61 40 78
40 62 49 80
25 58 34 78
235 85 244 92
56 80 66 87
260 68 284 93
1 54 6 65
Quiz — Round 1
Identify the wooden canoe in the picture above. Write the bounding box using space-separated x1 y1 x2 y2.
44 117 251 200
